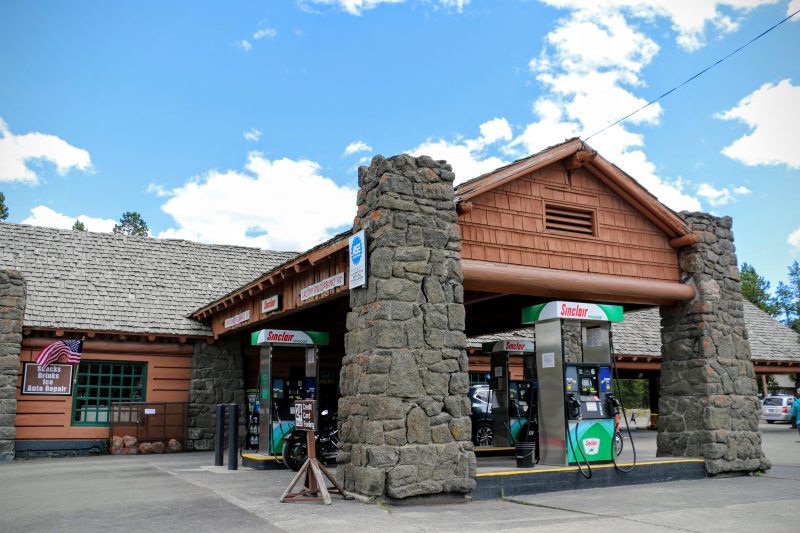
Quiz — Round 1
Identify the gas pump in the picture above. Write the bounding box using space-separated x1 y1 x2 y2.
251 329 330 457
483 339 536 447
521 301 626 473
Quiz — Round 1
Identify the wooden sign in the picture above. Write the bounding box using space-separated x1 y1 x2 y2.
21 363 74 395
293 400 317 432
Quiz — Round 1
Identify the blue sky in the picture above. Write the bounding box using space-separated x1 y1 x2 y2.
0 0 798 289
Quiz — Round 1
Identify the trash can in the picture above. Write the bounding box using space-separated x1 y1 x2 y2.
515 441 536 468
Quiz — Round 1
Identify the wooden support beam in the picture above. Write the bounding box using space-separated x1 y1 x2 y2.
22 337 195 355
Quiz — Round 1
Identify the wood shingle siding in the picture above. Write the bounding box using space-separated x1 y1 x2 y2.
460 165 680 282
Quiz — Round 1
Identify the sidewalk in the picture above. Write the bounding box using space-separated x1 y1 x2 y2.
0 424 798 532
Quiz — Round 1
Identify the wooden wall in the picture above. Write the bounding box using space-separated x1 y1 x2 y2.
459 164 680 282
16 340 192 441
210 249 350 338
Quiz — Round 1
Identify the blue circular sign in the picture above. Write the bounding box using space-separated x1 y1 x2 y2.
351 235 363 265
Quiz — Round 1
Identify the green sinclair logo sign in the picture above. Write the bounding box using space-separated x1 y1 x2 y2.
251 329 330 346
522 301 624 324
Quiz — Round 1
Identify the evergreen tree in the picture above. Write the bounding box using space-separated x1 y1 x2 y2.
72 219 86 231
112 211 149 237
0 192 8 221
740 263 777 315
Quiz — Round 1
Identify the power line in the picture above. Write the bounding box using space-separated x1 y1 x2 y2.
582 8 799 143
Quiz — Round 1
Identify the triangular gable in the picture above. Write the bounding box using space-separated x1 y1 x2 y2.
455 138 692 242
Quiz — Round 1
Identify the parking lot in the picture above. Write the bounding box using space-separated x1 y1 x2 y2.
0 424 798 533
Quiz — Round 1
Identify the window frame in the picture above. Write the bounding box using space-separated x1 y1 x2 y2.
71 360 147 427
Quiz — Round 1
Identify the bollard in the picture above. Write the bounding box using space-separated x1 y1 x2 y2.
227 403 239 471
214 404 225 467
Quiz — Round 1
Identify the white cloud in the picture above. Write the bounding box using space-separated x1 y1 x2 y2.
243 128 263 142
253 28 278 40
0 118 92 184
539 1 775 52
716 79 800 169
343 140 372 156
157 152 357 251
789 227 800 254
237 39 253 52
510 8 701 211
21 205 116 233
789 0 800 19
409 118 512 184
299 0 469 15
146 183 171 197
696 183 751 207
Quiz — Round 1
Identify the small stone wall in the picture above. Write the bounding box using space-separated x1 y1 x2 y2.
0 270 25 461
658 212 769 474
187 336 245 451
338 154 476 500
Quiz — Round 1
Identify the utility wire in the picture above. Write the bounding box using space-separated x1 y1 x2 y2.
582 8 800 142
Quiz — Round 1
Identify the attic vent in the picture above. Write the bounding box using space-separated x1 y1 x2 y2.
544 204 595 236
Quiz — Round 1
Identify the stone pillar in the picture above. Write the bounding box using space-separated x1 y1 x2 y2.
338 154 476 501
187 336 245 451
0 270 25 461
658 213 769 474
562 321 582 363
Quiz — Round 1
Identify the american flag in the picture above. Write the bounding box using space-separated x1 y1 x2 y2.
35 340 83 369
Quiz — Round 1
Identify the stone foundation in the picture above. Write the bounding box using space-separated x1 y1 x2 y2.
187 336 245 451
338 154 476 500
0 270 24 461
658 212 769 474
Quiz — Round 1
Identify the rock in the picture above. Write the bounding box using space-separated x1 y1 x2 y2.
167 439 183 453
122 435 138 448
111 436 123 448
151 441 165 454
110 445 124 455
138 442 153 454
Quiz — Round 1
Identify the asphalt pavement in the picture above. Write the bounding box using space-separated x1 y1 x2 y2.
1 423 798 533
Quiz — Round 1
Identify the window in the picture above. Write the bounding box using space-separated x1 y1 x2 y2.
544 203 595 236
72 361 146 426
469 371 489 385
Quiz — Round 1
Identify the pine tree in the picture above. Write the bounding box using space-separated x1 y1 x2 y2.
740 263 778 315
72 219 86 231
112 211 149 237
0 192 8 221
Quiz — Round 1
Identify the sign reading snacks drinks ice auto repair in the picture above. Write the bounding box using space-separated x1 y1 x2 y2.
348 229 367 289
21 363 74 395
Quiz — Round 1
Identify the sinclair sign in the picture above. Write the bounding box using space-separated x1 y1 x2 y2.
251 329 330 347
521 301 624 324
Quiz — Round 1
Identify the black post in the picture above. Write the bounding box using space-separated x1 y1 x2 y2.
214 404 225 467
227 403 239 471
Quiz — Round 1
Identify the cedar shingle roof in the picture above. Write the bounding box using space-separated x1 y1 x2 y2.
467 301 800 363
0 223 296 336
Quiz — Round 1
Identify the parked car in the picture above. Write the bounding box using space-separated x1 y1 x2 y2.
468 382 536 446
761 395 796 423
469 384 493 446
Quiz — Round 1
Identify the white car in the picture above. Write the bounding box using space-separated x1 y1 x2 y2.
761 395 796 424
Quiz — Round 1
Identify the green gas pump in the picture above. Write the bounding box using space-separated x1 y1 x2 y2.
521 301 624 471
251 329 329 457
482 339 536 447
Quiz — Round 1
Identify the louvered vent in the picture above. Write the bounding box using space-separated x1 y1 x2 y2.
544 204 595 236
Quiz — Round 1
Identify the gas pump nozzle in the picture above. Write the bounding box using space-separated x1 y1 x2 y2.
606 394 620 417
567 393 582 420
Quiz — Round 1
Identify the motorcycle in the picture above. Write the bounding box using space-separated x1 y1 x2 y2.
282 409 340 471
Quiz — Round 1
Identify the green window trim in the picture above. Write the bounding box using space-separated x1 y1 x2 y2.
71 361 147 427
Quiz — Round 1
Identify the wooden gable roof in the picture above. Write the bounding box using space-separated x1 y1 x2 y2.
455 138 694 244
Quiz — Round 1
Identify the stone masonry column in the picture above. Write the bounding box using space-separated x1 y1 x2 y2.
658 213 769 474
187 336 245 451
338 154 476 500
0 270 25 461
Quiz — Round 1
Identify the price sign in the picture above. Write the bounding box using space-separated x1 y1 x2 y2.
294 400 317 432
